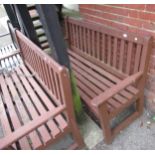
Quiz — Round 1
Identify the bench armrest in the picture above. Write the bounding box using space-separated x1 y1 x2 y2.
92 71 143 108
0 105 65 149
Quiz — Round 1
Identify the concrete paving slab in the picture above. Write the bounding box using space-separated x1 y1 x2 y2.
93 110 155 150
79 113 103 149
45 113 103 150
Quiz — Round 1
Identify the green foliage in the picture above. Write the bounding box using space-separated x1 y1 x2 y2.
70 71 84 122
152 116 155 121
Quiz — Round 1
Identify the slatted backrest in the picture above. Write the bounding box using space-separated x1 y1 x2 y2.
15 30 72 107
65 17 153 76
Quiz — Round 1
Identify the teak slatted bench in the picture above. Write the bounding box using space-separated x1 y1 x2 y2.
0 30 84 150
65 17 153 144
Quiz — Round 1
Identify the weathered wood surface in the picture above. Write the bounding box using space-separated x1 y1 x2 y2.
0 31 84 150
65 17 153 144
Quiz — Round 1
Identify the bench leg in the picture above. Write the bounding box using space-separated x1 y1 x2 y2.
98 104 113 144
98 97 143 145
70 119 85 149
136 95 144 115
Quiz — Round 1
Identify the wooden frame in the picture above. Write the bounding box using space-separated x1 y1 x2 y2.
65 17 153 144
0 30 84 150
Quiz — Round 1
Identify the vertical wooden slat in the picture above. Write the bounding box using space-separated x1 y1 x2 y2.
76 25 80 49
43 61 51 89
96 32 100 59
79 26 83 51
72 24 77 48
87 29 91 56
83 27 87 53
126 42 133 74
112 37 118 68
85 28 88 54
47 67 55 94
68 23 73 46
53 72 61 103
139 39 152 72
119 40 125 71
91 30 95 57
107 35 112 65
50 68 57 99
71 23 75 47
133 44 142 73
101 34 106 62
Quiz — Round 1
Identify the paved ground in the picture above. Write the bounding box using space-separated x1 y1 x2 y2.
0 5 12 48
93 110 155 150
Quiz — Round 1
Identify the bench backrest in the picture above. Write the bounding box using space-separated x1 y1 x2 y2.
65 17 153 76
15 30 72 108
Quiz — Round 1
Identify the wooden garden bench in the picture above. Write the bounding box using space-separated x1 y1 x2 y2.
65 17 153 144
0 30 84 150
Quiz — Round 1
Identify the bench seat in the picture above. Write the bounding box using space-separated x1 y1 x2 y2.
69 50 140 119
0 64 69 150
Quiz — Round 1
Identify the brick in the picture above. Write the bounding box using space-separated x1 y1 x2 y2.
79 4 95 9
143 22 155 31
81 8 144 28
121 4 146 10
80 8 100 16
128 10 139 18
146 4 155 12
82 14 112 27
123 17 143 27
82 13 128 31
139 11 155 21
105 4 145 10
94 5 129 17
111 22 128 31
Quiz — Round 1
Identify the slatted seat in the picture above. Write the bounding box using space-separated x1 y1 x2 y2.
0 65 69 149
0 30 84 150
69 50 140 118
65 17 153 144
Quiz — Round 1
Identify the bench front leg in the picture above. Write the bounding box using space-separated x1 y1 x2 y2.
98 103 113 144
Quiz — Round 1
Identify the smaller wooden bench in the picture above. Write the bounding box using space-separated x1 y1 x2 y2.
65 17 153 144
0 30 84 150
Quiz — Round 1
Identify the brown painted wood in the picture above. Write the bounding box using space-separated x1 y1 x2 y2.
0 75 31 149
65 17 153 144
0 30 84 150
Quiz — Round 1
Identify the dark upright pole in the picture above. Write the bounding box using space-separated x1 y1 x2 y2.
36 4 71 70
14 4 40 47
4 4 20 29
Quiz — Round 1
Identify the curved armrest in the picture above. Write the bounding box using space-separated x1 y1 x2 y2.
0 105 65 149
92 71 143 108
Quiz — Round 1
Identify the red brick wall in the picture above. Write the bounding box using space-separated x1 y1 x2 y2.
79 4 155 109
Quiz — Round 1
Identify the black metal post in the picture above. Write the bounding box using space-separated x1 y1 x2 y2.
36 4 71 70
14 4 40 47
4 4 20 29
